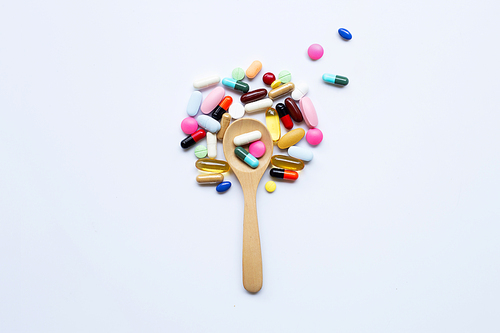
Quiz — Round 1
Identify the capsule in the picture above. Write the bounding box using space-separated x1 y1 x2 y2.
275 103 293 130
181 129 206 149
222 78 250 93
240 89 267 104
244 98 273 113
271 155 304 171
269 82 295 99
193 75 220 90
217 113 231 141
233 130 262 146
265 108 281 143
322 74 349 86
196 173 224 184
284 98 303 123
195 158 230 173
207 132 217 159
235 147 259 168
211 96 233 121
270 168 299 180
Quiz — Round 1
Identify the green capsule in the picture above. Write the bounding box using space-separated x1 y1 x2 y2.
222 78 250 93
322 73 349 86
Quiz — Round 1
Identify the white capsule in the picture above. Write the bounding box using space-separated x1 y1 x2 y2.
233 130 262 146
288 146 313 162
186 91 202 116
207 132 217 159
193 75 220 90
291 82 309 101
228 102 245 119
244 98 273 114
197 115 221 133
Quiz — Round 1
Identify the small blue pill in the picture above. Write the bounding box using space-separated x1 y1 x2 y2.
338 28 352 40
216 181 232 193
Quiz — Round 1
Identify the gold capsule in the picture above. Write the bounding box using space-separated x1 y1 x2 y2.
195 158 230 173
196 173 224 184
265 107 281 143
270 155 304 171
217 113 231 141
268 82 295 99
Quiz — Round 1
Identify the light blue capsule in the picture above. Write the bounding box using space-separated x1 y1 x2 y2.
222 78 237 89
216 181 232 193
186 91 202 116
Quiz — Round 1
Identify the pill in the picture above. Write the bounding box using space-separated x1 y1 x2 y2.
207 132 217 159
265 181 276 192
235 147 259 168
211 96 233 121
244 98 273 114
306 128 323 145
291 82 309 101
197 115 221 133
193 75 220 90
194 145 208 158
249 140 266 158
200 87 225 114
232 67 245 81
307 44 324 60
270 168 299 181
284 98 303 123
322 73 349 86
246 60 262 79
269 82 295 100
262 72 275 85
265 108 281 143
181 117 199 135
228 102 245 119
222 78 250 93
277 128 305 149
217 113 231 141
216 181 232 193
271 155 304 171
186 91 203 116
278 70 292 83
338 28 352 40
288 146 313 162
240 89 268 104
181 129 206 149
275 103 293 130
270 80 282 89
299 96 318 128
195 158 230 173
196 173 224 184
233 130 262 146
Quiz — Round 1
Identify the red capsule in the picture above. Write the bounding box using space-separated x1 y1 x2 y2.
284 98 303 123
180 129 206 149
276 103 294 130
240 89 268 104
262 72 276 85
269 168 299 180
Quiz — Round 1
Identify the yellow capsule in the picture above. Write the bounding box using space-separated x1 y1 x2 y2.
271 155 304 171
270 80 282 89
269 82 295 99
195 158 230 173
277 128 305 149
265 107 281 143
217 113 231 141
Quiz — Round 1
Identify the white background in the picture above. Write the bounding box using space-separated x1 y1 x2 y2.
1 0 499 332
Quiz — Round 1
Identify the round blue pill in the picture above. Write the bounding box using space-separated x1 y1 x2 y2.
338 28 352 40
216 181 232 193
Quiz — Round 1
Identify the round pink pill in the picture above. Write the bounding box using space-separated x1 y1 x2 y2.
249 140 266 158
307 44 324 60
181 117 198 135
306 128 323 145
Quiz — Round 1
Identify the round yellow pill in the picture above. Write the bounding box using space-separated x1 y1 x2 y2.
265 181 276 193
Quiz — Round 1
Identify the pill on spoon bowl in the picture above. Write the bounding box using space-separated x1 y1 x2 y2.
249 141 266 158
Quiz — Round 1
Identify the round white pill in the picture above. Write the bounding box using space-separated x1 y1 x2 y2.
228 102 245 119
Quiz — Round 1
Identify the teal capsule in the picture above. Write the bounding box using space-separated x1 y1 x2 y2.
222 78 250 93
322 73 349 86
235 147 259 168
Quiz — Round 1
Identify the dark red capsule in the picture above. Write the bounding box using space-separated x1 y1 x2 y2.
262 72 276 85
270 168 299 180
284 98 303 123
180 129 206 149
275 103 294 130
240 89 268 104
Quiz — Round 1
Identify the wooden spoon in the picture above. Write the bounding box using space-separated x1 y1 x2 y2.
223 118 273 293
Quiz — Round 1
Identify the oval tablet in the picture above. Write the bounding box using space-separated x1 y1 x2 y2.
277 128 305 149
246 60 262 79
200 87 225 114
244 98 273 113
193 75 220 90
216 181 232 193
233 130 262 146
299 96 318 128
228 102 245 119
186 91 202 116
291 82 309 101
338 28 352 40
240 89 267 104
269 82 295 100
197 115 221 133
288 146 313 162
196 173 224 184
284 98 303 123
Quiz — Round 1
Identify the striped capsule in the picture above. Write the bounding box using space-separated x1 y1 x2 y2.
222 78 250 93
322 74 349 86
235 147 259 168
181 129 206 149
270 168 298 180
211 96 233 121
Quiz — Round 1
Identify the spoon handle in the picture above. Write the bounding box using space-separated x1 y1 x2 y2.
242 186 263 293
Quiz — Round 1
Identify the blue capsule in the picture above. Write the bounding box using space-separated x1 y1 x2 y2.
216 181 232 193
338 28 352 40
222 78 250 93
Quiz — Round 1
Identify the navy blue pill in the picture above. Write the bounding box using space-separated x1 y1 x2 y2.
338 28 352 40
216 181 231 193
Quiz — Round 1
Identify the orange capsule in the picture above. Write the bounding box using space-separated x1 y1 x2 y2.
211 96 233 121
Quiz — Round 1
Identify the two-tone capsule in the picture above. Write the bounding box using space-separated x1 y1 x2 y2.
276 103 293 130
270 168 299 180
222 78 250 93
235 147 259 168
322 74 349 86
181 129 206 149
211 96 233 121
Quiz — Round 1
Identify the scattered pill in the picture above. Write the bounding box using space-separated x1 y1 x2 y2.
233 130 262 146
265 108 281 143
235 147 259 168
270 80 282 89
262 72 276 85
271 155 304 171
211 96 233 121
207 132 217 159
270 168 298 180
299 96 318 128
200 87 225 114
265 181 276 192
186 91 203 116
288 146 313 162
249 141 266 158
291 82 309 101
307 44 324 60
194 145 208 158
232 67 245 81
228 102 245 119
181 129 206 149
181 117 199 135
278 70 292 83
246 60 262 79
196 173 224 184
306 128 323 145
193 75 220 90
217 113 231 141
338 28 352 40
216 181 232 193
197 115 221 133
284 98 303 123
240 89 268 104
275 103 293 130
244 98 273 113
269 82 295 100
322 74 349 86
222 78 250 93
277 128 305 149
195 158 230 173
